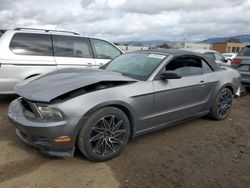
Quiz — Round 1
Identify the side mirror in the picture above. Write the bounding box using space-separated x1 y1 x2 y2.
223 58 228 63
160 71 182 80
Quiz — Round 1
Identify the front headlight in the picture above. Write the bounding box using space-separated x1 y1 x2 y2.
37 106 64 121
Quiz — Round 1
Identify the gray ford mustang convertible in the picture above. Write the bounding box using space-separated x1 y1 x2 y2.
8 49 241 161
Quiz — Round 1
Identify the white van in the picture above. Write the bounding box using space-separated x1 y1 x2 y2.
0 28 123 94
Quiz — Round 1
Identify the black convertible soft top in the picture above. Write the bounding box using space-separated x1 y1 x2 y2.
133 49 221 71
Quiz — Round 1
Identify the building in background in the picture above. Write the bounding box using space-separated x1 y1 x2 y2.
212 38 245 53
183 42 211 50
168 42 185 49
168 42 211 50
117 45 150 52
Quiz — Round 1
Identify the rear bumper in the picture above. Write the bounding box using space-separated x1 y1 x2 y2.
8 99 76 157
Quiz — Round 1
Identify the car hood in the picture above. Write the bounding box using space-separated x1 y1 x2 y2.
15 68 136 102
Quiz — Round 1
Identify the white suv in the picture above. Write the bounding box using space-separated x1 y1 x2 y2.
0 28 123 94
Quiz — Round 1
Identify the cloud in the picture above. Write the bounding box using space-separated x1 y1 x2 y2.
0 0 249 42
81 0 94 8
118 0 246 14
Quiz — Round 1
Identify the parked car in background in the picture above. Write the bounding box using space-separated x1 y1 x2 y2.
193 50 230 67
8 49 241 161
231 45 250 86
0 28 123 94
222 53 237 63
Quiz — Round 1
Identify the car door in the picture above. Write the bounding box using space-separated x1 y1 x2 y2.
152 56 215 127
91 38 123 67
52 35 96 69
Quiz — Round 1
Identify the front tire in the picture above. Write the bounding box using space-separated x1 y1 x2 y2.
77 107 130 162
209 88 233 120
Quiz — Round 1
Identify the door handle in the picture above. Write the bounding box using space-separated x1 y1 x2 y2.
200 80 206 87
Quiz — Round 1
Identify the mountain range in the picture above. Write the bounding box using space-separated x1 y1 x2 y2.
116 35 250 46
115 40 169 46
201 35 250 43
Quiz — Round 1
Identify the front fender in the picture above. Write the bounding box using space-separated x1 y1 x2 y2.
72 100 138 142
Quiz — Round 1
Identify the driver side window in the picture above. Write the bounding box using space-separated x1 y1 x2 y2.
165 56 212 77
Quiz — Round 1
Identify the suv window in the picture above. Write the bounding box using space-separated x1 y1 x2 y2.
9 33 53 56
92 39 121 59
53 35 93 58
238 47 250 56
165 57 212 76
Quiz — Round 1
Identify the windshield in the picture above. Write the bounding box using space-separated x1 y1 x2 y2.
103 53 167 80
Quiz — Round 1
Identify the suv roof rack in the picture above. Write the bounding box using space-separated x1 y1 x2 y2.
14 27 80 35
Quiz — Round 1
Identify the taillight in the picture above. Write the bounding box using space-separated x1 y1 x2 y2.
231 58 242 64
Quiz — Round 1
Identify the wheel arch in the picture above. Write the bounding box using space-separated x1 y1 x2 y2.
109 103 136 139
225 85 234 94
208 82 235 112
222 83 235 94
211 83 235 104
75 101 137 143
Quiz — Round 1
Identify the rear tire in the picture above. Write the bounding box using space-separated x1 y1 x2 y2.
209 88 233 120
77 107 130 162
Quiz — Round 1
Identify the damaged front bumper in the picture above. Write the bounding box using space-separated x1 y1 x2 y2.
8 99 76 157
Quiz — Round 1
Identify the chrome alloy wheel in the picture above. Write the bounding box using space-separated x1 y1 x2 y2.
89 115 126 156
217 90 232 117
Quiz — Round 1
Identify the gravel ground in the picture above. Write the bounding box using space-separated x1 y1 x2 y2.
0 91 249 188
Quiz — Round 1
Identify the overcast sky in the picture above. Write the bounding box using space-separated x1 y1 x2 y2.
0 0 250 42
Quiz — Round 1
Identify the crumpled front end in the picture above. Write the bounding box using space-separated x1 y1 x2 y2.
7 98 82 157
15 68 136 103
